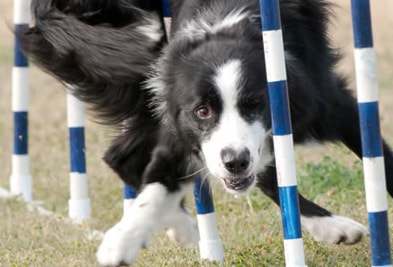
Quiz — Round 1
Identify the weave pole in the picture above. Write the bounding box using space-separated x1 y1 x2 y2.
10 0 91 223
160 0 224 263
351 1 392 266
259 1 306 266
123 184 136 216
193 177 224 263
10 0 32 202
66 92 91 223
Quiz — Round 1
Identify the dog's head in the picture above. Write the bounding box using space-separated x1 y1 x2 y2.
148 33 273 195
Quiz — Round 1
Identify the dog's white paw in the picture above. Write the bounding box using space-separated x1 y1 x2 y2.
96 220 151 267
165 208 199 247
302 215 368 244
96 183 191 266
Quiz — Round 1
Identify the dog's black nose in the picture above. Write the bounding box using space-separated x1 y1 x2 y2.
221 148 250 174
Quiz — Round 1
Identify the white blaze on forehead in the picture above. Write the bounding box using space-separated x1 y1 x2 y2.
176 8 250 41
201 60 269 184
214 59 243 109
213 60 247 153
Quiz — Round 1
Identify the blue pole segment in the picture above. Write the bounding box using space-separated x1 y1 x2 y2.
14 25 29 67
193 176 215 215
259 0 281 31
369 211 392 266
268 80 292 136
358 102 383 157
124 184 137 199
351 0 373 48
69 127 86 173
13 111 28 155
160 0 171 18
279 186 302 240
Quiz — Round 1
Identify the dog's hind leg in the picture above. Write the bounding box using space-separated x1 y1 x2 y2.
380 141 393 197
163 200 199 248
257 165 367 245
334 99 393 198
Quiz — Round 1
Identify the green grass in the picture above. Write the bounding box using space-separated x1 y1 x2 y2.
0 45 13 66
0 198 99 267
376 50 393 91
298 156 364 201
2 153 392 266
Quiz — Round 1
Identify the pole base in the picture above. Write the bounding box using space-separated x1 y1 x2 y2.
68 198 91 224
10 174 32 202
199 239 224 265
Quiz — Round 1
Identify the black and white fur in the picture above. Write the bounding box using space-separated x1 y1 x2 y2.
19 0 393 266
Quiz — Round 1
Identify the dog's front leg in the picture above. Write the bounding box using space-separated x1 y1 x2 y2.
96 182 191 266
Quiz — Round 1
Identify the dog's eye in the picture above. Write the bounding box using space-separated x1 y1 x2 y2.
195 105 212 119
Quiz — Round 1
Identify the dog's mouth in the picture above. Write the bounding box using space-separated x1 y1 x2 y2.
223 175 255 192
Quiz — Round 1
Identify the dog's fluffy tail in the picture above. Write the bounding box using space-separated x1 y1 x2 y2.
17 0 164 124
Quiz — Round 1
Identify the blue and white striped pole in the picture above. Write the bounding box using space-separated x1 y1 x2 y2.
351 1 392 266
259 1 306 266
161 0 172 38
10 0 32 202
123 184 137 216
160 0 223 263
194 176 224 264
67 92 91 223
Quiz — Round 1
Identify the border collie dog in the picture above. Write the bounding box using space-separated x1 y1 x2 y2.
19 0 393 265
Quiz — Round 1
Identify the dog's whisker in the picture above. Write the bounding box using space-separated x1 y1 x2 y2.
192 171 211 197
206 176 214 197
198 172 213 196
176 167 208 181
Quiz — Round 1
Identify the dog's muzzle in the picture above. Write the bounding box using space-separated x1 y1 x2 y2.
223 175 254 191
220 148 255 191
